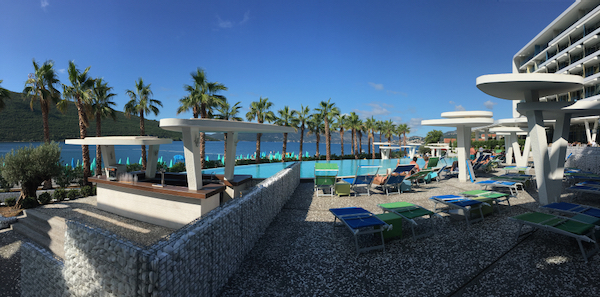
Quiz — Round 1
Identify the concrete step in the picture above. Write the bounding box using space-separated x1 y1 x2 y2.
12 221 65 259
12 209 66 259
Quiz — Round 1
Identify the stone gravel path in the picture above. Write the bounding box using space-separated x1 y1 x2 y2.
219 174 600 297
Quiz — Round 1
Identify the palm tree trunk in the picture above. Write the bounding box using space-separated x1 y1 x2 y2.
200 132 205 169
353 130 358 159
256 133 262 164
282 133 287 162
351 130 355 155
325 120 331 161
96 113 102 176
76 99 91 186
41 100 52 189
140 111 147 170
371 132 375 159
340 130 345 157
316 134 320 158
299 126 305 161
223 133 227 163
358 131 363 154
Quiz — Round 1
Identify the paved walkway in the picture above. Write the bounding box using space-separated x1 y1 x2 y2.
220 173 600 296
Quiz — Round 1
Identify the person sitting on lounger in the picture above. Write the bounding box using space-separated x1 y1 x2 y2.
373 160 409 185
452 160 459 172
410 156 420 173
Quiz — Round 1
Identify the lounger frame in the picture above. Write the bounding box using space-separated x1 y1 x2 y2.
330 207 390 255
430 195 489 226
378 202 438 239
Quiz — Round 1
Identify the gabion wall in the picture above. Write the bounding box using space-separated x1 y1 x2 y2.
21 162 300 297
21 242 69 297
565 147 600 174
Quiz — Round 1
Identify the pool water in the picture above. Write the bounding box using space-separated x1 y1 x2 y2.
202 157 455 179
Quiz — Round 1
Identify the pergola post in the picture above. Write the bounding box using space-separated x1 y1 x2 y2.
224 132 238 181
526 109 557 205
100 145 117 168
456 125 471 182
182 126 203 190
146 144 160 179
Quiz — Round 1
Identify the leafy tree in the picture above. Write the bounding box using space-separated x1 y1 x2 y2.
294 104 311 161
91 78 117 175
0 142 61 207
314 99 339 161
246 97 275 164
214 99 242 160
177 68 227 169
23 59 61 143
424 129 444 144
125 77 162 170
365 116 377 159
0 79 10 112
62 61 95 185
275 106 299 162
331 114 347 156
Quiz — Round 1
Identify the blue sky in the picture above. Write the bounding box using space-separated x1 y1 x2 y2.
0 0 573 136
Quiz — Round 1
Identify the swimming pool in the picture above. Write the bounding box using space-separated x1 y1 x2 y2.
202 157 455 179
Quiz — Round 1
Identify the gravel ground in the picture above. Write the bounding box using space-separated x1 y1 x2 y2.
219 172 600 297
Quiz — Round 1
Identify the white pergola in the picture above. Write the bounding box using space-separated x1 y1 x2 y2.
422 111 494 182
159 118 295 190
476 73 600 205
65 136 173 179
424 143 450 157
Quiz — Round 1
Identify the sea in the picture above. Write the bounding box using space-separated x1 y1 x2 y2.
0 141 402 166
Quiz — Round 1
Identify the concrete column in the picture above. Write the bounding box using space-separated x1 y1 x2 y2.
145 144 160 179
593 120 599 143
526 109 555 205
549 113 571 180
182 127 203 190
505 133 514 165
456 125 470 182
224 132 238 181
585 120 592 144
100 145 117 167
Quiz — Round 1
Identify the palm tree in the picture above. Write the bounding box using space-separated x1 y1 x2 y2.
397 123 411 155
124 78 162 171
62 61 95 185
333 114 347 157
91 78 117 175
276 106 299 162
246 97 275 164
23 59 61 143
314 99 339 161
307 113 324 158
376 120 384 142
177 68 227 169
357 119 365 154
383 120 396 142
294 104 311 161
214 100 242 161
0 80 10 113
347 112 361 159
365 116 377 159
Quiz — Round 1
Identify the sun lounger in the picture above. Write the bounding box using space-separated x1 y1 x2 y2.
473 155 491 171
342 165 380 196
541 202 600 224
378 201 438 239
566 185 600 197
329 207 390 254
314 163 339 197
426 165 448 182
510 212 599 263
406 170 433 186
460 189 512 213
503 166 530 174
430 195 489 225
380 165 415 195
476 180 523 196
578 180 600 188
565 174 600 185
491 174 534 188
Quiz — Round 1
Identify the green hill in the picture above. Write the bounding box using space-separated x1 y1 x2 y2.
0 90 182 142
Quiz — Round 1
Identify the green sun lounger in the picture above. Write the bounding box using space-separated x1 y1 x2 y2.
510 212 599 263
460 189 512 213
378 201 438 240
406 170 433 186
314 163 338 197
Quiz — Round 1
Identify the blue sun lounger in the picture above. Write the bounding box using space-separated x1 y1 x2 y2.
430 195 489 225
330 207 390 254
343 165 381 196
567 185 600 197
380 164 415 196
476 180 523 196
542 202 600 225
510 212 599 263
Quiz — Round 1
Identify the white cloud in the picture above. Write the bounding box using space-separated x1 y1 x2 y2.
240 11 250 24
368 82 384 90
408 118 423 132
484 100 497 110
455 105 466 111
57 68 65 74
41 0 49 8
216 15 233 28
449 101 455 105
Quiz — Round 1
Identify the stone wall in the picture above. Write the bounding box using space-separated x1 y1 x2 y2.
565 147 600 174
21 242 68 297
21 162 301 297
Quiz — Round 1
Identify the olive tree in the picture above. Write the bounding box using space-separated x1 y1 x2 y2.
0 142 61 207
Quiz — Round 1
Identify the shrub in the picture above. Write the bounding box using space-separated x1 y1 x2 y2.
38 192 52 205
55 165 76 188
4 197 16 207
72 165 85 187
127 163 143 172
0 167 13 192
21 197 39 209
53 188 66 201
80 185 93 197
66 189 80 200
168 162 186 173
